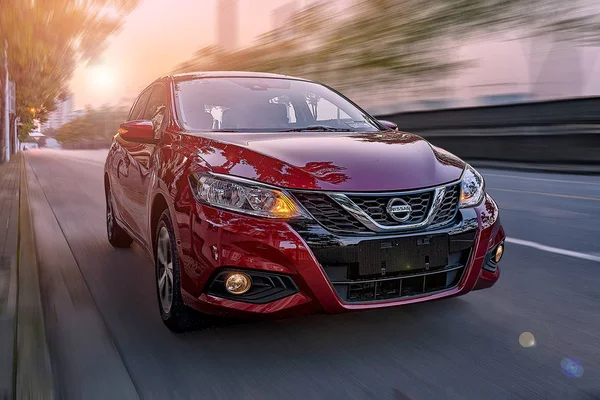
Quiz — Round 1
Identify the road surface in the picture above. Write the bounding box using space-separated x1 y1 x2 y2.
24 149 600 400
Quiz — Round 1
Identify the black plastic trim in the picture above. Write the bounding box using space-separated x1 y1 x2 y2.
483 241 503 272
206 268 298 304
330 264 464 285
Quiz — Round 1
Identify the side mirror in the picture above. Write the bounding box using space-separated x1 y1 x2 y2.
118 120 158 144
378 120 398 131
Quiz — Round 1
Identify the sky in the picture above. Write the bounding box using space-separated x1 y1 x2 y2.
70 0 300 109
70 0 600 110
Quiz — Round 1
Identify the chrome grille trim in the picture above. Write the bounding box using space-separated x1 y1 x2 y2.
347 192 431 225
291 179 462 234
329 187 447 232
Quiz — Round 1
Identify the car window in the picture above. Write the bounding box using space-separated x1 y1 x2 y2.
204 95 298 130
174 77 381 132
143 84 167 136
128 89 152 121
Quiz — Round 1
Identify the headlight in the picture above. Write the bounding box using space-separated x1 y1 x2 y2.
188 173 303 219
459 165 485 208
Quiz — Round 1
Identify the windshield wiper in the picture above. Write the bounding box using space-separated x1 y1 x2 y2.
282 126 353 132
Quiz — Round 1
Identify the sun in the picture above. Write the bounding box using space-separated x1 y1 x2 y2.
88 65 115 91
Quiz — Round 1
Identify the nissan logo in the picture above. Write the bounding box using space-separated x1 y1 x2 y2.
386 198 412 222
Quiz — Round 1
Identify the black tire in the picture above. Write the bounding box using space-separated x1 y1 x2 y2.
106 184 133 248
155 209 204 332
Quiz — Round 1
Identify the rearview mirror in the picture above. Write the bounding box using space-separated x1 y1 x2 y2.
118 120 158 144
378 120 398 131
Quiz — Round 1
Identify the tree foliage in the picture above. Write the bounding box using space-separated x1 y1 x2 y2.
55 106 128 147
0 0 139 138
175 0 600 92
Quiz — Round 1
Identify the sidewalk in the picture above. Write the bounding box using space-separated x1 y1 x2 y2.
0 153 54 399
0 154 20 399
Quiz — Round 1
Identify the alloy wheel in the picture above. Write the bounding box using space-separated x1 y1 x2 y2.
106 189 114 238
157 226 174 314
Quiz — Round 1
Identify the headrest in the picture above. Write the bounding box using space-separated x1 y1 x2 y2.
266 103 289 124
250 103 288 127
222 108 247 129
192 112 214 130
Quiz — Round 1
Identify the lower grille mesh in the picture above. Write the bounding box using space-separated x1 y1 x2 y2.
342 266 465 302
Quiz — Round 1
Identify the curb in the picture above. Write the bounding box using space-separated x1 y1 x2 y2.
0 156 19 400
14 154 55 399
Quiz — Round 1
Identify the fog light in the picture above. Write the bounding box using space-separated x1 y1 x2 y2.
225 272 252 295
494 243 504 263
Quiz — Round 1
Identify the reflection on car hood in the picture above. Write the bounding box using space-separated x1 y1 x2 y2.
181 131 466 191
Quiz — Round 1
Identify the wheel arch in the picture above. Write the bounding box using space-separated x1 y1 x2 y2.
150 192 170 254
104 172 110 194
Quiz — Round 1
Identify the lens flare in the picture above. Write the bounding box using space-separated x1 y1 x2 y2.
561 358 584 378
519 332 536 347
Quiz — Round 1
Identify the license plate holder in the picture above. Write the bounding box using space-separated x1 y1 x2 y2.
357 235 449 276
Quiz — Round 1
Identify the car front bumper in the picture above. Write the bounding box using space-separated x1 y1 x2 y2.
179 193 504 318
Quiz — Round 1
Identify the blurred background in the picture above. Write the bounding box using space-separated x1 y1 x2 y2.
2 0 600 166
1 1 600 400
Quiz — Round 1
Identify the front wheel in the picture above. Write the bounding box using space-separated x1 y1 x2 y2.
155 209 204 332
106 185 133 248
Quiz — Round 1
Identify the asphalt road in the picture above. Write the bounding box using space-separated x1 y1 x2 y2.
24 149 600 400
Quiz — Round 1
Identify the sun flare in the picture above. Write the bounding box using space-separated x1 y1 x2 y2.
88 65 115 91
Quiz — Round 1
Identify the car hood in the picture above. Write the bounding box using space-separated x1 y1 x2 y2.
181 131 466 192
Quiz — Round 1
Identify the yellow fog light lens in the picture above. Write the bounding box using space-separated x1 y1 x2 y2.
495 243 504 263
225 272 252 295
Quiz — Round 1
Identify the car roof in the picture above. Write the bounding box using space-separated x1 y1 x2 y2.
167 71 310 82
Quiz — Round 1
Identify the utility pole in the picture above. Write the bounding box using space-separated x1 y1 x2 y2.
3 40 9 162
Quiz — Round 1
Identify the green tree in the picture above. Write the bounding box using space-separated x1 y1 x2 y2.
0 0 139 139
174 0 600 92
55 106 128 147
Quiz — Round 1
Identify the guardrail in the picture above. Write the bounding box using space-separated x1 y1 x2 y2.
374 97 600 173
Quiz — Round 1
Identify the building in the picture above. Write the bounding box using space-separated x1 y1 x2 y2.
69 109 85 120
41 94 73 131
455 31 600 106
1 43 18 162
217 0 238 52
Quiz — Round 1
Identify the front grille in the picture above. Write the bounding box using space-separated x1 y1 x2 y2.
432 184 460 226
293 182 461 234
292 192 369 233
347 192 431 225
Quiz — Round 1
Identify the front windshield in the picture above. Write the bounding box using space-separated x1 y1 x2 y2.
174 77 383 132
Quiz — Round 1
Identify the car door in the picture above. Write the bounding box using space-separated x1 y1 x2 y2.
126 82 168 243
112 87 152 235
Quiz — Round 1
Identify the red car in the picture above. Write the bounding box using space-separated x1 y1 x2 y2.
104 72 505 332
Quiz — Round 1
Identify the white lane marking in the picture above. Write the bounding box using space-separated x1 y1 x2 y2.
483 172 600 186
506 238 600 263
488 187 600 201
